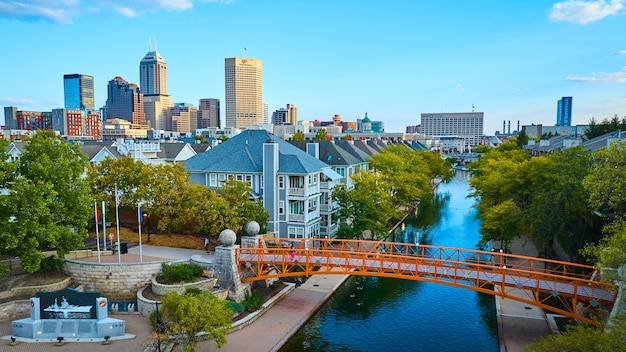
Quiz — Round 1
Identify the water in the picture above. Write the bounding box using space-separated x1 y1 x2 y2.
279 171 499 352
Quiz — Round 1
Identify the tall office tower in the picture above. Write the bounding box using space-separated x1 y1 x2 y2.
198 98 221 128
263 102 269 124
140 50 167 95
4 106 17 129
420 112 484 146
557 97 572 126
104 76 146 125
140 49 172 130
225 57 263 128
63 74 95 110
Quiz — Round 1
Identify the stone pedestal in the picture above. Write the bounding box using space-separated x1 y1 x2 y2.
214 245 246 302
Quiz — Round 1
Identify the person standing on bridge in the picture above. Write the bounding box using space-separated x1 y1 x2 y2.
290 243 296 261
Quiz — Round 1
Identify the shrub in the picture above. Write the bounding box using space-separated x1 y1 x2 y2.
160 262 204 284
241 291 264 312
225 301 245 314
37 256 63 277
185 287 202 295
269 280 283 290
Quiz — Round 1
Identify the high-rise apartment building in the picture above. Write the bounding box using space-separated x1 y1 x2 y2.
420 112 484 146
63 74 95 110
557 97 572 126
4 106 18 129
140 49 172 130
198 98 221 128
263 102 269 124
272 104 298 125
225 57 263 128
140 50 168 96
104 76 146 125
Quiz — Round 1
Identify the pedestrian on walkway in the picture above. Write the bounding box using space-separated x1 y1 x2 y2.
204 237 209 253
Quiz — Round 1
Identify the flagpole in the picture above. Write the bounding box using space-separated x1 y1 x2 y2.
115 186 121 264
138 202 143 263
102 200 107 251
94 200 101 264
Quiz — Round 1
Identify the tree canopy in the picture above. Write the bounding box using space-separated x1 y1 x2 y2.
160 290 233 351
0 131 92 273
292 130 305 141
314 128 328 140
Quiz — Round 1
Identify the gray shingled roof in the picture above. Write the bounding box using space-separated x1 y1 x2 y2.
157 143 186 160
335 140 370 162
288 140 363 167
354 140 379 156
185 129 330 174
78 141 121 159
190 143 211 154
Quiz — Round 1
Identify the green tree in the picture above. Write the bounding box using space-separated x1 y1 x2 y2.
334 171 398 240
584 140 626 222
160 290 233 352
368 145 452 208
219 180 269 234
0 131 92 273
525 319 626 352
292 130 305 141
314 128 328 140
516 130 529 147
343 134 353 140
473 144 490 153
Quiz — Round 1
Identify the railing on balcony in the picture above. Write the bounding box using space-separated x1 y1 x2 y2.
288 214 305 222
288 187 305 196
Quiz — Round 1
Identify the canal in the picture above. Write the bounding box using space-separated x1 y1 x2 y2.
279 171 499 352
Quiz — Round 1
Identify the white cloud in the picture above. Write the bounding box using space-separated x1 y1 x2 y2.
549 0 624 24
0 0 231 23
612 49 626 55
0 97 36 105
566 68 626 82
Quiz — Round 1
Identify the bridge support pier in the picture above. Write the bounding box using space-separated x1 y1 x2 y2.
214 244 246 302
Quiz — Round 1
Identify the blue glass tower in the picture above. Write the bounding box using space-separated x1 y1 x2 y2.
63 74 94 110
556 97 572 126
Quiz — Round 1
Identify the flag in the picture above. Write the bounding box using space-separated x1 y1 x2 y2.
115 190 120 206
95 202 100 222
138 204 143 223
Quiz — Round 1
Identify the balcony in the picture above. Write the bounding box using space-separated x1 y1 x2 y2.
288 214 305 222
288 187 305 196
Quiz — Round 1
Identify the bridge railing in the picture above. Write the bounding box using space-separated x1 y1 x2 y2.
244 238 604 281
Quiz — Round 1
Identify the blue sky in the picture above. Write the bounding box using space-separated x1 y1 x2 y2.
0 0 625 134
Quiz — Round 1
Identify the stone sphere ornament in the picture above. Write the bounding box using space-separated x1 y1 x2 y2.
219 229 237 247
243 221 260 236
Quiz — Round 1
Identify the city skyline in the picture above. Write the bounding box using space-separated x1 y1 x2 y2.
0 1 625 134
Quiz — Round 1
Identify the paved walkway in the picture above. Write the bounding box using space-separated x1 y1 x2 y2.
495 236 551 352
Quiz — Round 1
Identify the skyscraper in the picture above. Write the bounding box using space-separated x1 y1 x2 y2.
198 98 221 128
140 50 167 96
272 104 298 125
557 97 572 126
140 49 172 130
104 76 146 125
225 57 263 128
63 74 94 110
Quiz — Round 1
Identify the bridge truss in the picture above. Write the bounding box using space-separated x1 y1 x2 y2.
236 238 617 325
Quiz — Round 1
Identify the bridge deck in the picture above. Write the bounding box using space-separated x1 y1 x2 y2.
236 238 617 325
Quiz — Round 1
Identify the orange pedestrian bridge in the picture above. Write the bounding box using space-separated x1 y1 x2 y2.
236 238 617 325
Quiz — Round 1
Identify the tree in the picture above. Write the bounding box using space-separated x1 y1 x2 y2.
368 145 452 208
516 130 529 146
218 180 269 234
584 140 626 222
526 319 626 352
343 134 353 140
334 171 398 240
292 130 305 141
0 131 92 273
160 290 233 352
314 128 328 141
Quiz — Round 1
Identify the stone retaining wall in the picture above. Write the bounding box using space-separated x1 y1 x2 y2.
63 259 186 301
151 277 219 296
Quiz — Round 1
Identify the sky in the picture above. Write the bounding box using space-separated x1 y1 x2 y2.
0 0 625 135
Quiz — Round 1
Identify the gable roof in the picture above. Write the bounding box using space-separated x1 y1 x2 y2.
335 140 370 162
185 129 330 174
288 140 363 166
